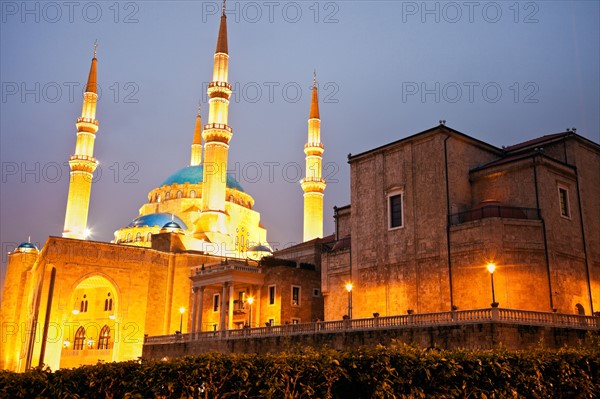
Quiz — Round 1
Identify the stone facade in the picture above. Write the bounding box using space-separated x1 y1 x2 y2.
323 126 599 321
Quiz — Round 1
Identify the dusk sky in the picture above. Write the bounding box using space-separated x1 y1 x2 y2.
1 1 599 296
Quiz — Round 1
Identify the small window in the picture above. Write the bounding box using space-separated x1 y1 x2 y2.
313 288 320 297
177 190 183 199
98 325 110 350
157 194 161 203
80 294 88 313
268 285 276 305
165 192 171 200
292 286 301 307
558 187 570 218
190 190 196 198
268 318 275 326
388 192 404 229
291 318 300 325
74 326 86 350
135 232 142 242
213 294 220 312
126 233 132 242
147 232 152 242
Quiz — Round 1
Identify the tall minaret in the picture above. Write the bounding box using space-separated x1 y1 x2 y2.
301 72 326 241
190 102 203 166
63 44 99 240
199 0 233 234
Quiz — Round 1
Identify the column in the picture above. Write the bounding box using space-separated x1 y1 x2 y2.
191 287 199 335
228 284 234 330
197 287 205 334
220 283 228 332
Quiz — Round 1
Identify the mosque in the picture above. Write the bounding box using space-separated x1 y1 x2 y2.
1 3 326 371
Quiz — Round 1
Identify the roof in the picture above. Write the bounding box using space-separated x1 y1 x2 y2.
127 213 188 229
504 132 568 152
160 165 244 192
348 124 502 162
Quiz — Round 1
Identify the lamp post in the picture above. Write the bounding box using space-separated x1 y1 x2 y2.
247 296 254 327
486 263 498 307
179 307 185 333
345 282 353 319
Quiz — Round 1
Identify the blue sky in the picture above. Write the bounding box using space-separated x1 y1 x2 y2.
1 1 599 295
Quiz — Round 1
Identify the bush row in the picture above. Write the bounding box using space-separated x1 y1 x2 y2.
1 342 599 398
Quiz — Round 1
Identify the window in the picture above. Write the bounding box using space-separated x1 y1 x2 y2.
177 190 182 199
98 325 110 350
576 303 585 315
213 294 220 312
74 326 86 350
104 293 112 312
313 288 320 297
135 232 142 242
268 285 276 305
157 194 161 203
291 318 300 325
80 294 88 313
388 192 404 229
147 232 152 242
268 318 275 326
165 192 171 200
126 233 132 242
292 286 301 306
558 187 570 218
190 190 196 198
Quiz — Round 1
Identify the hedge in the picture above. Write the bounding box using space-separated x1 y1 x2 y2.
1 342 598 398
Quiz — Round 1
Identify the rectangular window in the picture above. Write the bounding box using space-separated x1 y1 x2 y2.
313 288 320 297
268 285 276 305
291 318 300 325
292 286 301 306
558 187 570 218
213 294 220 312
388 193 403 229
268 318 275 326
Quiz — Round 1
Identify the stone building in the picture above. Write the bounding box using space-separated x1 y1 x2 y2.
323 124 599 321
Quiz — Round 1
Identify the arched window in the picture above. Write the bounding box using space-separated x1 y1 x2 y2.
177 191 183 199
576 303 585 315
190 190 196 198
80 294 88 313
165 192 171 200
135 232 142 242
157 194 161 203
98 325 110 350
126 233 132 242
74 326 86 350
147 232 152 242
104 293 113 311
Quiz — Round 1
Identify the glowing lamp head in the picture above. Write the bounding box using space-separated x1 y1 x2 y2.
179 307 185 314
486 263 496 274
72 309 80 315
247 296 254 305
63 340 71 348
84 229 92 238
345 282 353 292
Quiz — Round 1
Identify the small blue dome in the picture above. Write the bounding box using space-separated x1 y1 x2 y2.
17 242 38 250
160 165 244 192
127 213 188 229
162 221 182 229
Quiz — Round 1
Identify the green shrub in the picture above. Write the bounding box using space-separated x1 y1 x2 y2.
1 343 598 399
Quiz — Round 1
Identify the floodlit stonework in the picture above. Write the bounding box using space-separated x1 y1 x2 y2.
323 125 599 321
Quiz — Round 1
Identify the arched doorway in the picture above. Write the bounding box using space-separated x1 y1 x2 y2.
60 275 119 368
575 303 585 315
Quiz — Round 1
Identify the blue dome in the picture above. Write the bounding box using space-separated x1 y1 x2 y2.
162 221 182 229
17 242 38 250
127 213 188 229
160 165 244 192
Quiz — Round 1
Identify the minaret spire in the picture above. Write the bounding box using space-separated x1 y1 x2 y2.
301 71 326 241
63 46 100 240
190 100 203 166
197 7 234 237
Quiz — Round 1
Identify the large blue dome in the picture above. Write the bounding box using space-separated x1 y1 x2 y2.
160 165 244 192
127 213 188 229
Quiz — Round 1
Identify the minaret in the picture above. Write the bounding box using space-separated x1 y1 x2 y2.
198 0 233 234
62 43 99 240
190 102 203 166
301 71 326 241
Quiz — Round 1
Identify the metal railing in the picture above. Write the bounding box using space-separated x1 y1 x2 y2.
449 206 540 225
144 308 598 345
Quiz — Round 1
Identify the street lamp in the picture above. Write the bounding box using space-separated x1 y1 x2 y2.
345 282 353 319
179 307 185 333
486 263 498 307
247 296 254 327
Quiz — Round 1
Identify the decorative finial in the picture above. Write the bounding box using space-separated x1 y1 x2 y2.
222 0 226 16
197 99 201 116
93 39 98 58
28 236 31 243
313 69 317 87
171 214 175 222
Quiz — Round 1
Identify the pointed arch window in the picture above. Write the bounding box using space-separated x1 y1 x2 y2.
177 191 183 199
80 294 88 313
135 232 142 242
98 325 110 350
74 326 86 350
126 233 132 242
104 293 113 311
190 190 196 198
